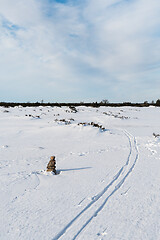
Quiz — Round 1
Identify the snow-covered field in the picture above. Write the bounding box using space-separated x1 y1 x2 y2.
1 105 160 240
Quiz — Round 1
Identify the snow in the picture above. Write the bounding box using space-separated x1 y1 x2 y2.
0 106 160 240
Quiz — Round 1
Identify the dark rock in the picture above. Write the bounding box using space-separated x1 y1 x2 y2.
47 156 56 174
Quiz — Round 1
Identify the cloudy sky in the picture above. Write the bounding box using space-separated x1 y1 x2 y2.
0 0 160 103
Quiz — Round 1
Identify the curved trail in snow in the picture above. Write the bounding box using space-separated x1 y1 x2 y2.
52 129 139 240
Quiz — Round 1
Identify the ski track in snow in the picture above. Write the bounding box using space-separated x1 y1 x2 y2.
52 129 139 240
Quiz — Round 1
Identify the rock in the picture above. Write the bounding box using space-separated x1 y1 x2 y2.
47 156 56 174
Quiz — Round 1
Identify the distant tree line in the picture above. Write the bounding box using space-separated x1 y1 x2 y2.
0 99 160 108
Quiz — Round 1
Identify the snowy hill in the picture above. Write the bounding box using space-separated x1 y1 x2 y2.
1 106 160 240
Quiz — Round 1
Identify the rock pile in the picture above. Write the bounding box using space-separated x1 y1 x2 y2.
78 122 106 131
47 156 56 174
69 106 78 113
153 133 160 138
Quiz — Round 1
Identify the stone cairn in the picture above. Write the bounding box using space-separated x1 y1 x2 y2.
47 156 56 174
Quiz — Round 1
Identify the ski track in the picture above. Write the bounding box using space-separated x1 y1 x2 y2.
52 129 139 240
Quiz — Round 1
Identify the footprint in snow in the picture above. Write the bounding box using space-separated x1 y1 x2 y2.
32 170 58 176
79 153 85 156
2 145 9 148
39 147 45 150
97 229 107 237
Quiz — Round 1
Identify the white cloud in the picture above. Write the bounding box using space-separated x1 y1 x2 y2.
0 0 160 102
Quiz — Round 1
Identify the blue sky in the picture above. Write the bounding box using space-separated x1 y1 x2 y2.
0 0 160 103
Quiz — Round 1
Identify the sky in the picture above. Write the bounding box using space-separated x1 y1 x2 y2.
0 0 160 103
